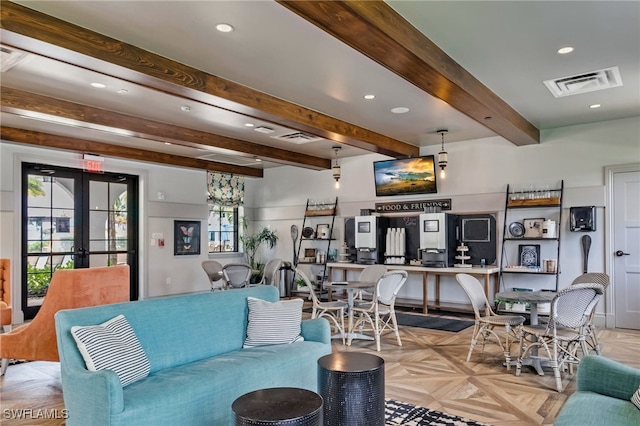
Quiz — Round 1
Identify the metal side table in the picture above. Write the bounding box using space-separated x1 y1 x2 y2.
318 352 385 426
232 387 323 426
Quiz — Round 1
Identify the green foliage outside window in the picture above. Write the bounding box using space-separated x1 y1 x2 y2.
26 259 74 297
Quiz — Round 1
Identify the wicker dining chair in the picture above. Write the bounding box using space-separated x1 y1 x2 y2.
202 260 225 291
570 273 610 355
222 263 252 289
254 258 282 286
456 273 525 370
349 270 408 351
355 264 387 301
295 268 347 345
515 283 605 392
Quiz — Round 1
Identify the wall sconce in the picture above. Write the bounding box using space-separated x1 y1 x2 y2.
437 129 448 179
332 146 341 189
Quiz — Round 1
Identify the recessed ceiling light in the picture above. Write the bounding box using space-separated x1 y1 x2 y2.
180 105 191 112
254 126 275 134
117 89 128 94
165 142 172 145
244 123 255 127
557 46 574 54
590 104 601 109
390 107 409 114
216 23 234 33
255 158 262 162
363 94 375 100
90 82 106 88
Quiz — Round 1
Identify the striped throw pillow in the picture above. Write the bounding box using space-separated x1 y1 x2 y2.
71 314 150 387
243 297 304 348
632 386 640 410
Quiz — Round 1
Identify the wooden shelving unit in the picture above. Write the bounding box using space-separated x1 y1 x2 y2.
292 197 338 297
499 181 564 291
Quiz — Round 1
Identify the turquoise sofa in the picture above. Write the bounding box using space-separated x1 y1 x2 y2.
554 355 640 425
54 286 331 426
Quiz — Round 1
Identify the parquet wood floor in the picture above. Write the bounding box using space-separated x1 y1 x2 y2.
1 310 638 425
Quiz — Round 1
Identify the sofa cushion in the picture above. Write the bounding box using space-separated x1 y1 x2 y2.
632 387 640 410
71 314 150 386
244 297 304 347
555 391 640 426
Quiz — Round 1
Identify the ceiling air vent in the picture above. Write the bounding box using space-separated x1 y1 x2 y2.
271 131 324 144
0 45 29 72
544 66 622 98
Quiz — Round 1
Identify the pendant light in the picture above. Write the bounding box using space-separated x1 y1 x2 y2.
332 146 342 189
437 129 448 179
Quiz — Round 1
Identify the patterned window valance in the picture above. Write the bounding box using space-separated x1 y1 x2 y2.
207 172 244 207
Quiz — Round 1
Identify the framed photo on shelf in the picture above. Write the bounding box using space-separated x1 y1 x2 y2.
523 218 544 238
174 220 201 256
304 248 317 262
315 224 330 239
518 244 540 267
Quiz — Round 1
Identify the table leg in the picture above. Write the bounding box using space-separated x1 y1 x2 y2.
422 272 428 314
517 303 548 376
483 275 490 300
435 274 440 308
344 288 374 343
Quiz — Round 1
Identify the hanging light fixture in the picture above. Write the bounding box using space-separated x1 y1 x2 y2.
437 129 448 179
332 146 342 189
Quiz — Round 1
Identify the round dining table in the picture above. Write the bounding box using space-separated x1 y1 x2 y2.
495 290 557 375
324 281 376 342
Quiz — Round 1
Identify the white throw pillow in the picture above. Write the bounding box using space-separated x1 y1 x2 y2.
632 386 640 410
71 314 150 387
244 297 305 348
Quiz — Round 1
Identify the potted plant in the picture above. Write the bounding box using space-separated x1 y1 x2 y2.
294 276 314 293
240 218 278 282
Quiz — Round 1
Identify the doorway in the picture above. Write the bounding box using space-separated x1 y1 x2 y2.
21 163 138 319
608 165 640 330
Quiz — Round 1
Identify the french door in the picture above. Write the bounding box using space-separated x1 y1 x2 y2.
22 163 138 319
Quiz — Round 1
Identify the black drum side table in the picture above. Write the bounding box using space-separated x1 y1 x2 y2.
318 352 385 426
232 387 323 426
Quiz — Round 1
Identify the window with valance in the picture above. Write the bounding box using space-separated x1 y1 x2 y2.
207 172 244 253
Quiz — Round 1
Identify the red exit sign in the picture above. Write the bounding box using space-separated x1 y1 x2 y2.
83 154 104 173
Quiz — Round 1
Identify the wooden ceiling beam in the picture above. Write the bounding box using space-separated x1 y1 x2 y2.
0 87 330 170
0 1 419 158
0 127 264 177
278 0 540 146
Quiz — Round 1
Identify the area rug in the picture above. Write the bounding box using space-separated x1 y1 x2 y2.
386 399 489 426
395 313 474 332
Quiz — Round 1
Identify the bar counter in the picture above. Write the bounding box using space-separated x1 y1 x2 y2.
326 262 500 314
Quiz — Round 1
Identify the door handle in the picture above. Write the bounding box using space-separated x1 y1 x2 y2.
615 250 630 257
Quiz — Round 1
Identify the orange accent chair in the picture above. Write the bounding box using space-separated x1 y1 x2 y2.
0 264 130 375
0 259 12 332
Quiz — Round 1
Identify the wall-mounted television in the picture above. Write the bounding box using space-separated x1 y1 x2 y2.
373 155 437 197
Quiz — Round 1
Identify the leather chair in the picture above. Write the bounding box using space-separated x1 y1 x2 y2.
0 259 12 333
0 264 130 375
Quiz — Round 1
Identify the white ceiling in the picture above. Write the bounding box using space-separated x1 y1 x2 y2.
2 1 639 171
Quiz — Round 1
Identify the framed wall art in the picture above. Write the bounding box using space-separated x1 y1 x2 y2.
174 220 201 255
518 244 540 267
523 218 544 238
315 224 330 239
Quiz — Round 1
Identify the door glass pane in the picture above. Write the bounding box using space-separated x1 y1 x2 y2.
90 181 109 210
26 174 76 309
89 254 109 267
89 210 109 244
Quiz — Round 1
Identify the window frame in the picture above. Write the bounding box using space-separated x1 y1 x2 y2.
207 204 240 254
